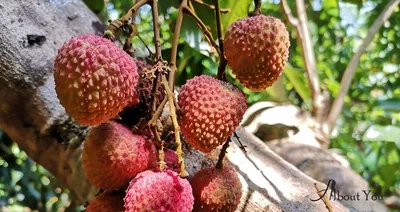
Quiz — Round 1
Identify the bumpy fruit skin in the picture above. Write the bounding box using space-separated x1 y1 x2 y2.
82 121 155 191
164 149 179 172
124 170 194 212
120 59 165 126
178 75 247 152
191 166 242 212
224 15 290 91
53 34 139 126
86 192 124 212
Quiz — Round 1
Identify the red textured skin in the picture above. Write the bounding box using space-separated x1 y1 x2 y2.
53 34 139 126
124 170 194 212
82 122 155 191
164 149 179 172
86 192 124 212
178 75 247 153
224 15 290 91
190 166 242 212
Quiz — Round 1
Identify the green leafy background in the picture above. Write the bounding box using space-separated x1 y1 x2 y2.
1 0 399 211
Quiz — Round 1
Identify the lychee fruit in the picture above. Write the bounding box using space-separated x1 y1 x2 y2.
86 192 124 212
190 166 242 212
164 149 179 172
124 170 194 212
224 15 290 91
82 121 155 191
178 75 247 153
120 59 165 126
53 34 139 126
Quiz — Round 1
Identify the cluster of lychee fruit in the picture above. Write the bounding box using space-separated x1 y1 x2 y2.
52 11 289 212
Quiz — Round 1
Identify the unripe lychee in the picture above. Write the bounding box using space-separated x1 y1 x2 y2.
191 166 242 212
224 15 290 91
124 170 194 212
120 59 165 126
86 192 124 212
178 75 247 152
82 121 155 191
53 34 139 126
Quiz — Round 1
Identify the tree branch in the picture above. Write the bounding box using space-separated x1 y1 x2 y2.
280 0 299 27
169 0 188 89
215 0 227 80
281 0 323 118
326 0 400 134
183 6 221 56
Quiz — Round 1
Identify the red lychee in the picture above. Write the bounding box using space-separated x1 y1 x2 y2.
178 75 247 152
82 121 155 191
224 15 290 91
86 192 124 212
124 170 194 212
191 166 242 212
53 34 139 126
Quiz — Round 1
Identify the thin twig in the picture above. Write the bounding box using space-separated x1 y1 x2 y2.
280 0 299 26
233 132 247 153
169 0 188 89
183 6 221 56
326 0 400 134
147 97 167 126
120 0 149 23
192 0 230 13
149 0 166 171
105 0 149 40
137 34 154 56
281 0 322 118
216 138 231 169
215 0 227 80
161 75 189 177
314 183 333 212
123 23 136 57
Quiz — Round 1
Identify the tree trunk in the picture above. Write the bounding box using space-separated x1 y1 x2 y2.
0 0 350 211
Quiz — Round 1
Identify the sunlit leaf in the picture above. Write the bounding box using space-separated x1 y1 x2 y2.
363 125 400 142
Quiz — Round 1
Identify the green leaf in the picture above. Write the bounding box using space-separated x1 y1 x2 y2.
363 125 400 142
219 0 252 33
283 64 311 102
166 0 251 50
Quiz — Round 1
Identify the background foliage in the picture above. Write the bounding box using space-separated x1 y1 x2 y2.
0 0 399 211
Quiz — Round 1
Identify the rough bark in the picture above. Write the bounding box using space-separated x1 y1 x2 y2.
0 0 351 211
242 102 388 211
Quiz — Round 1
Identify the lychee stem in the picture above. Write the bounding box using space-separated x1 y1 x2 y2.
233 132 247 153
184 7 220 57
123 23 136 57
158 143 167 171
252 0 262 16
169 0 188 89
161 75 189 178
214 0 228 81
216 138 231 169
104 0 148 40
146 97 167 127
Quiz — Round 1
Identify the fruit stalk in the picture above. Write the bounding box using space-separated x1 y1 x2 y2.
216 138 231 169
169 0 188 89
149 0 167 171
105 0 148 40
215 0 227 81
162 75 189 177
252 0 262 16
